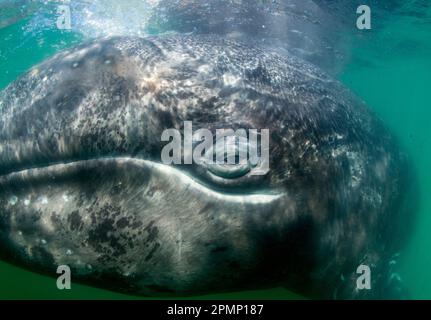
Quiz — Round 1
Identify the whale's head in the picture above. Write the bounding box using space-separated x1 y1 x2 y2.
0 35 413 298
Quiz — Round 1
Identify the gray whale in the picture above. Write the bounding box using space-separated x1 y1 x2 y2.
0 34 414 298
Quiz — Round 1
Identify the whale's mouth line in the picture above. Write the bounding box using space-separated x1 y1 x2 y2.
0 156 283 204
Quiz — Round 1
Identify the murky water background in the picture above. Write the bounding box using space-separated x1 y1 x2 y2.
0 0 430 299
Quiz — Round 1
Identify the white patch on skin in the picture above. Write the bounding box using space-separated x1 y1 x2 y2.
62 194 69 202
24 198 30 206
184 80 193 87
335 133 344 140
30 68 39 77
147 0 160 6
346 151 364 188
197 64 211 74
39 196 48 204
8 195 18 206
223 73 240 86
58 135 66 153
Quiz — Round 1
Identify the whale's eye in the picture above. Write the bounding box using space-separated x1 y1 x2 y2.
195 135 266 184
205 140 252 179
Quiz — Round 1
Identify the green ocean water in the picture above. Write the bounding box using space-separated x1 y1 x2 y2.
0 2 430 299
340 13 431 299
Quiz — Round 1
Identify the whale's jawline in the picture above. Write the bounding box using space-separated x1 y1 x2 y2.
0 157 283 203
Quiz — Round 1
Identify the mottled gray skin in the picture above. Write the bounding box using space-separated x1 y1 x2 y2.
0 34 413 298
